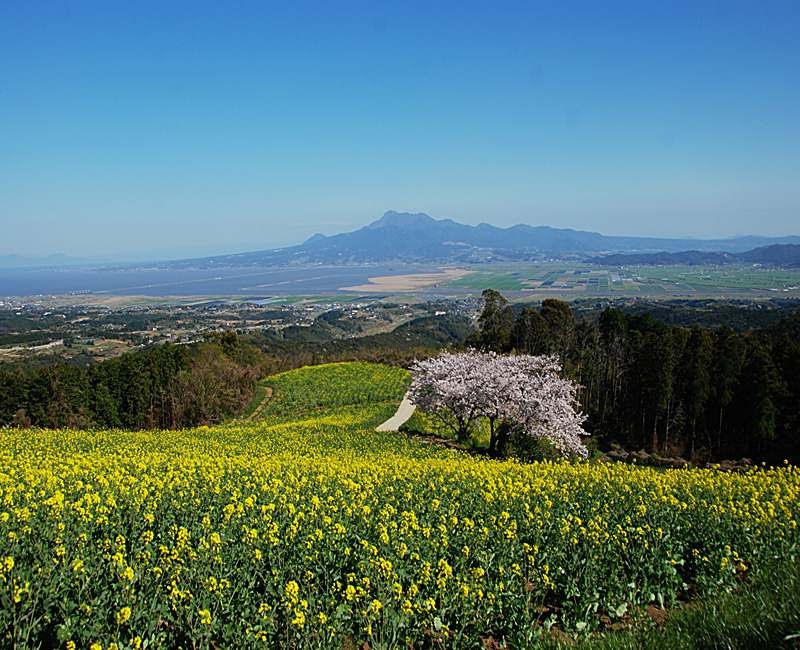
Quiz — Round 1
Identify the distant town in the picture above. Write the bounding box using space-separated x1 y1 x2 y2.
0 296 483 363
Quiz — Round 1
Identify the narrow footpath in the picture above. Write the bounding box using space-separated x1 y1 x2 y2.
242 386 273 421
376 394 416 432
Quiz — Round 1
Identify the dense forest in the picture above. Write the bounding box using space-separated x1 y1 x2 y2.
0 333 263 429
471 290 800 463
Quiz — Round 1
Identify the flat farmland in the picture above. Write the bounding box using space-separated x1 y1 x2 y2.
446 263 800 299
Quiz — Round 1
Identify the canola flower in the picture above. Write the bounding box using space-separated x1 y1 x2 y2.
0 362 798 648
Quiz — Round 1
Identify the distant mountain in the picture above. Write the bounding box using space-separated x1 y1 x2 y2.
737 244 800 266
0 253 86 269
165 211 800 268
590 244 800 267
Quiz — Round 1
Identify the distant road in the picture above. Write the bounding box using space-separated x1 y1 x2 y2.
0 339 63 354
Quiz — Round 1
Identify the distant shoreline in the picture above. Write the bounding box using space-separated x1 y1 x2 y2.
340 268 470 292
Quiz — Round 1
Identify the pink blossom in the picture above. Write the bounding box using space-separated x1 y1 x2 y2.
409 350 588 458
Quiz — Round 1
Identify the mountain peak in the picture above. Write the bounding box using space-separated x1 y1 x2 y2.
162 210 800 268
366 210 437 230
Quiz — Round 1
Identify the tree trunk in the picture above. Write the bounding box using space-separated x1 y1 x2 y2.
495 421 511 457
651 415 659 453
641 400 646 449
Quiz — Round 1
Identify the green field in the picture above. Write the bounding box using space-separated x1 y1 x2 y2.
1 362 799 648
446 263 800 298
629 265 800 291
448 271 531 291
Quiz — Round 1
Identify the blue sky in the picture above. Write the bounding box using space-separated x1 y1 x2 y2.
1 1 799 258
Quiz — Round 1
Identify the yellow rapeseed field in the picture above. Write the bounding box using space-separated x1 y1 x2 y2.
1 362 798 648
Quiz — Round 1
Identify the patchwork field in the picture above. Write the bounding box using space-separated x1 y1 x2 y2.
447 263 800 298
1 362 799 648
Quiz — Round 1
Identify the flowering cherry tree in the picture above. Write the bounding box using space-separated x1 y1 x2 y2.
406 352 485 441
408 350 588 458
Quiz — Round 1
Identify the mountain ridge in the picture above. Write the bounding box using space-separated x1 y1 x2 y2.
590 244 800 267
165 211 800 268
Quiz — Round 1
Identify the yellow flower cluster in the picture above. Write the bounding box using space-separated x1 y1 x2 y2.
0 362 798 648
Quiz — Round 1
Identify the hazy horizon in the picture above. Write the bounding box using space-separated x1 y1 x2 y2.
2 2 799 258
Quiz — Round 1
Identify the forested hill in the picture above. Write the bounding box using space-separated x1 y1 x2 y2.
471 290 800 463
589 243 800 267
0 334 264 430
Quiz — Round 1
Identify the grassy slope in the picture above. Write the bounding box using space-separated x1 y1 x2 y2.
260 361 411 417
229 361 428 457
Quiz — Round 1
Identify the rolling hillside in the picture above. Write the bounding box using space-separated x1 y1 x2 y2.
1 362 798 647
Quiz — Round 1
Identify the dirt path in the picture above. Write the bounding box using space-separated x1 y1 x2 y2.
242 386 273 421
376 394 416 432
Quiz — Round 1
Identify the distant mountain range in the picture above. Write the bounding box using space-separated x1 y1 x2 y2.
589 244 800 267
0 253 85 269
162 211 800 268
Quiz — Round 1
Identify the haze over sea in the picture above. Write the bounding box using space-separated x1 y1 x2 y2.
0 264 433 297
